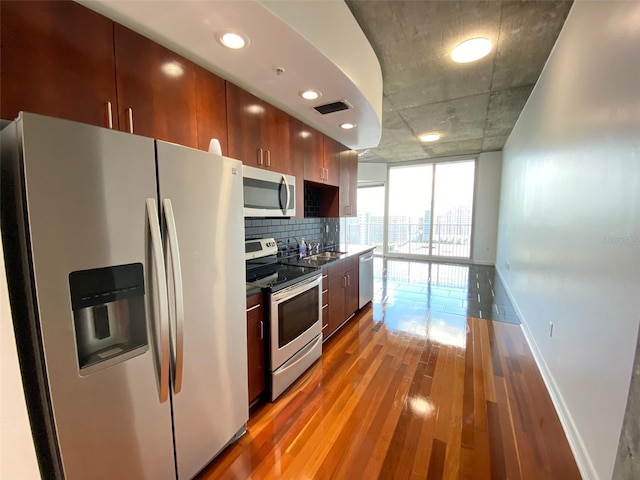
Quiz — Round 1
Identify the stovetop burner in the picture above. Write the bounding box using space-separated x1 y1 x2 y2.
246 263 320 291
245 238 320 292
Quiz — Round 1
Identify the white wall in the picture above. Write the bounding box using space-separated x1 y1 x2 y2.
496 2 640 479
473 151 502 264
357 162 387 185
0 229 41 480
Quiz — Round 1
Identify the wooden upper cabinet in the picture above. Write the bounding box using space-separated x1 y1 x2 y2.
0 0 117 128
195 65 228 155
226 82 291 174
290 118 324 218
304 133 342 187
114 24 198 148
322 137 342 187
340 148 358 217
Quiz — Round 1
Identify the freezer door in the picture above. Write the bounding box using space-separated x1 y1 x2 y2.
4 113 176 479
156 141 248 479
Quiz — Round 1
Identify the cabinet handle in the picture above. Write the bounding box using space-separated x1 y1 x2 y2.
127 108 134 134
265 150 271 167
246 303 261 313
259 320 264 340
322 323 328 330
106 101 113 129
257 148 263 166
343 276 347 288
347 274 351 286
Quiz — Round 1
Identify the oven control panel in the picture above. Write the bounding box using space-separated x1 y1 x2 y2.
245 237 278 261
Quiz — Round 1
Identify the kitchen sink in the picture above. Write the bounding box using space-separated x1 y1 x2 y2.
306 251 345 261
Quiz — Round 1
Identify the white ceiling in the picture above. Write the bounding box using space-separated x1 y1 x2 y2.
80 0 383 151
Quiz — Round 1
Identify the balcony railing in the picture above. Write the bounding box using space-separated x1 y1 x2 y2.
346 222 472 258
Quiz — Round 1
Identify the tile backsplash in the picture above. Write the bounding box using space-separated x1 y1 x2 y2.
245 217 340 252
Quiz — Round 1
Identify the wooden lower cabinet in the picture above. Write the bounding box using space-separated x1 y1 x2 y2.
344 256 359 315
246 293 265 406
321 269 330 336
324 255 360 341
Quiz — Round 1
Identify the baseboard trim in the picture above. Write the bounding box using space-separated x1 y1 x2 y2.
495 267 599 480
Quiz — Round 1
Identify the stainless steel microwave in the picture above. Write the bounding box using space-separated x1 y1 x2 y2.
243 165 296 217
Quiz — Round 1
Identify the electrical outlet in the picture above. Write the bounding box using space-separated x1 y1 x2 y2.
549 322 554 337
505 262 511 271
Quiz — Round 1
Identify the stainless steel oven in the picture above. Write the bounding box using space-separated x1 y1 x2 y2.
269 274 322 400
245 238 322 401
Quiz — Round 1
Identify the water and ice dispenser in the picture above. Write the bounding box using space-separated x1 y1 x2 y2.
69 263 148 375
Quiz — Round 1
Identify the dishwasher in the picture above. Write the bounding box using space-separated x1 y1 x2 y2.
359 251 374 308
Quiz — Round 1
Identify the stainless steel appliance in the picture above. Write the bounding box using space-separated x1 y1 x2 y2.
0 113 248 480
245 238 322 400
359 251 374 308
243 165 295 217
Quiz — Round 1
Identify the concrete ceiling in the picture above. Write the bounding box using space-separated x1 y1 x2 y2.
345 0 573 163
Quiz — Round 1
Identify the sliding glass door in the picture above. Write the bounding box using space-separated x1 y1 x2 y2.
386 160 475 260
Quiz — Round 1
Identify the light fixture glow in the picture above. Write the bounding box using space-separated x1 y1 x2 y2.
340 123 356 130
300 90 321 101
451 37 492 63
219 32 247 50
161 61 184 78
419 133 440 142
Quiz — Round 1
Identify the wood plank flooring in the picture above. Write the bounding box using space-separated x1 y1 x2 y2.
196 302 581 479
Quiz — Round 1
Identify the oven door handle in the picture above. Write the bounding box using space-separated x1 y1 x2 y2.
271 274 322 303
275 335 322 374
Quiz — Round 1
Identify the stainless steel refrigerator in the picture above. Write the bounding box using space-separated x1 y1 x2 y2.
0 112 248 479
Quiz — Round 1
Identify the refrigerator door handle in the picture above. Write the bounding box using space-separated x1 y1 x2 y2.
163 198 185 394
146 198 170 403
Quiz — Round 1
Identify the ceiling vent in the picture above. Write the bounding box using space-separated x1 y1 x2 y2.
314 100 351 115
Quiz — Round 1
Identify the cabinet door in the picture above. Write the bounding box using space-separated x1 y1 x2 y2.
291 118 324 218
327 261 346 336
323 136 342 187
246 294 265 405
345 266 360 317
321 269 330 335
262 105 291 174
348 150 359 215
226 83 291 174
1 0 117 128
195 65 228 155
303 130 326 184
114 24 198 147
226 83 263 166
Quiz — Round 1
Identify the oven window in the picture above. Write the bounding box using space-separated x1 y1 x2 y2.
278 286 319 348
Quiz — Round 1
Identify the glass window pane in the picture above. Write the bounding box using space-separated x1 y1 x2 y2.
432 161 475 258
387 164 433 256
346 185 385 253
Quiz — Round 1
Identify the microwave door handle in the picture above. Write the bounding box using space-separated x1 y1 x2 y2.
163 199 184 394
146 198 170 403
281 175 290 215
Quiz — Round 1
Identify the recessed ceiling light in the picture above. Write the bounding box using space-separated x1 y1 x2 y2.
451 37 492 63
218 31 249 50
300 90 322 101
419 133 440 142
340 123 356 130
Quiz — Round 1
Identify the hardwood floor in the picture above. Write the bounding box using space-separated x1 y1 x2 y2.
197 261 581 479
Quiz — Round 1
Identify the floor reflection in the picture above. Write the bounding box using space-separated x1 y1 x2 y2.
372 258 519 342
